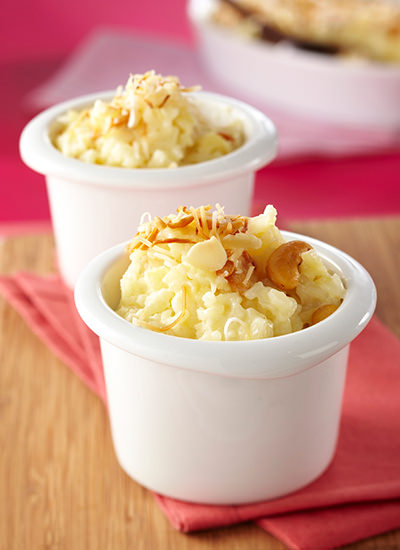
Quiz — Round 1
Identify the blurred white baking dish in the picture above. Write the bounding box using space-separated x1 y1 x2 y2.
188 0 400 128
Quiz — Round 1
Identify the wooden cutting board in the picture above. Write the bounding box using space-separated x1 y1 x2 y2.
0 217 399 550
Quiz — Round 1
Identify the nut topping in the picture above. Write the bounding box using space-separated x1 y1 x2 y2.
311 304 339 325
266 240 312 290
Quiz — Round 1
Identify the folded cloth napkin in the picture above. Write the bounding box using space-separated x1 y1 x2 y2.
1 271 400 550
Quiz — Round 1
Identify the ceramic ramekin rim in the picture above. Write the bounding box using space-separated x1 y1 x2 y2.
19 90 277 189
74 230 377 379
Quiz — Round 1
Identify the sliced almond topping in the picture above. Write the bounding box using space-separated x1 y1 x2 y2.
184 236 227 271
190 207 208 239
222 233 262 250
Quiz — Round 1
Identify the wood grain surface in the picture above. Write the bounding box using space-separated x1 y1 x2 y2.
0 217 399 550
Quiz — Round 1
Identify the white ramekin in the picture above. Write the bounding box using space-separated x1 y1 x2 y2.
19 91 277 288
75 230 376 505
188 0 400 127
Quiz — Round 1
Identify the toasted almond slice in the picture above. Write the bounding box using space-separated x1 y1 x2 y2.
222 233 262 250
184 236 227 271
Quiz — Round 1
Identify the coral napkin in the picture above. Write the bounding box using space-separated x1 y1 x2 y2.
1 271 400 550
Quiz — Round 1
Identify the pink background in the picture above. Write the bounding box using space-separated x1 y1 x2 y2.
1 0 400 224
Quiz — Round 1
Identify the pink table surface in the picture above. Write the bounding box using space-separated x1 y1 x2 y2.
1 0 400 225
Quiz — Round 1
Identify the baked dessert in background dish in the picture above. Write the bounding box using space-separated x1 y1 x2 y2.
212 0 400 63
116 205 345 340
53 71 244 168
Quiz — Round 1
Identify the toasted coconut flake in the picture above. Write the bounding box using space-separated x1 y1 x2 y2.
200 206 210 237
147 227 159 243
127 235 145 252
138 235 153 249
242 264 255 286
167 214 194 229
231 218 246 234
215 203 225 216
154 216 167 230
190 207 208 239
153 238 197 245
139 211 152 225
158 94 170 108
127 109 136 128
225 221 233 237
218 132 234 142
211 210 218 236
